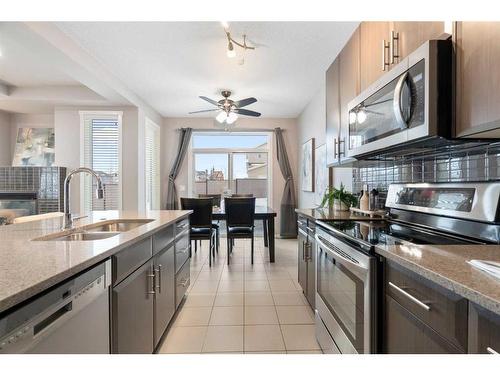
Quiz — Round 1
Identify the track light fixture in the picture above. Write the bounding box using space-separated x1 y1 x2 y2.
221 21 255 60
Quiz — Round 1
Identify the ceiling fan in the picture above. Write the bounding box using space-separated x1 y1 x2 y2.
189 90 261 125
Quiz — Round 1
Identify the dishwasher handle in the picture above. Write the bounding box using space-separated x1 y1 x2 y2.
33 301 73 336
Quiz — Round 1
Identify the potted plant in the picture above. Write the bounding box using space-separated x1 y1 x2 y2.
320 183 358 211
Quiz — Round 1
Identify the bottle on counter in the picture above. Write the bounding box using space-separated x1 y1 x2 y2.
369 188 379 211
359 184 369 211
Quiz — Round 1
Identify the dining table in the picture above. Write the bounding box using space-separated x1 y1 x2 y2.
212 206 278 262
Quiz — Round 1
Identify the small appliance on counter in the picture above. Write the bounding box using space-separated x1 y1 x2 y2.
315 182 500 354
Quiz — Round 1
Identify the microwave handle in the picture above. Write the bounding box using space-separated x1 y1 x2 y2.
393 71 409 130
315 234 369 274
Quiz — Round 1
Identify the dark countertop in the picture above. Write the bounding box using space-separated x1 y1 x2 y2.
295 207 384 221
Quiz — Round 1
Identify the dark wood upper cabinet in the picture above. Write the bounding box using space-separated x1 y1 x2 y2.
359 22 391 91
339 27 360 164
391 22 445 61
455 22 500 138
359 22 445 92
325 57 340 166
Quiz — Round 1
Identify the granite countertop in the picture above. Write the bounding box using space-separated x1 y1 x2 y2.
376 242 500 315
0 210 191 314
295 207 385 221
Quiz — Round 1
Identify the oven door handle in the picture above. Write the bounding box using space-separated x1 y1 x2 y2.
315 234 369 274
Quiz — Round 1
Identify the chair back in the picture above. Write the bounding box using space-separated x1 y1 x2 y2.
180 198 213 228
198 194 221 207
224 197 256 228
231 194 254 198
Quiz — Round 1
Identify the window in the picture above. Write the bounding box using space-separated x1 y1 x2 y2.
190 132 271 207
80 111 122 214
145 119 160 210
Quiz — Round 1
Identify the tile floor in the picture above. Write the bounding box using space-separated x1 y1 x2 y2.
157 237 322 354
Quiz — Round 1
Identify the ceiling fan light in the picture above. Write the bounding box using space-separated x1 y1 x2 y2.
216 111 228 123
226 112 238 124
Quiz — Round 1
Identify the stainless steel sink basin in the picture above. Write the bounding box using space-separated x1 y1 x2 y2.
86 219 153 233
45 232 119 241
33 218 155 241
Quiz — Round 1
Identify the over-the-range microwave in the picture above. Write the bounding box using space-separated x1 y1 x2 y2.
347 39 452 158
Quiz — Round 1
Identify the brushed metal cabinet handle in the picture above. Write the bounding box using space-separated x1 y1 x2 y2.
155 264 162 293
382 39 390 71
390 30 399 64
147 270 156 296
487 347 499 354
389 282 430 311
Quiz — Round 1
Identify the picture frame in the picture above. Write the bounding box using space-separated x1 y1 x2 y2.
301 138 315 192
314 143 332 206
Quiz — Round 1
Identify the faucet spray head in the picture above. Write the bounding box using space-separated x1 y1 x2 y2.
95 181 105 199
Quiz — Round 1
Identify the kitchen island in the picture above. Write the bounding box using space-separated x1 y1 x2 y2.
0 210 191 354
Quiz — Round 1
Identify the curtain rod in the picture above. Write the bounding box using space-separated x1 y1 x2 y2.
175 128 284 132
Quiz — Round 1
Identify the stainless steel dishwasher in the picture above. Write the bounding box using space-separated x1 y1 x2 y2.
0 260 111 354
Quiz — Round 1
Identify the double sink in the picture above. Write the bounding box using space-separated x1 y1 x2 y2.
34 219 154 241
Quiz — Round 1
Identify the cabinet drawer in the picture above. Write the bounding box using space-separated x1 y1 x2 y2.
297 216 308 231
384 295 463 354
175 232 190 274
386 261 468 352
468 302 500 354
153 225 174 255
175 218 189 236
175 259 190 309
113 237 152 285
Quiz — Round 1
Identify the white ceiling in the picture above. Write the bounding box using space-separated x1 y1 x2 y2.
55 22 359 118
0 30 76 86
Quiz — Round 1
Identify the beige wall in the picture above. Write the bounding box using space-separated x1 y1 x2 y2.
296 79 352 209
161 117 299 232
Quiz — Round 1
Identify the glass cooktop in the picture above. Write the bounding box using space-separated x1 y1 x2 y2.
320 220 475 246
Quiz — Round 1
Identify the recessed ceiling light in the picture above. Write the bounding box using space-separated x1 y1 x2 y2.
221 21 229 30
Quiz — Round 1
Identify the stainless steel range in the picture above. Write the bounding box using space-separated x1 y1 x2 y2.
314 182 500 354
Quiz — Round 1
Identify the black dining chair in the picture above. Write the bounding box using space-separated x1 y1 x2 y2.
224 197 256 265
198 194 221 253
180 197 216 266
231 194 267 245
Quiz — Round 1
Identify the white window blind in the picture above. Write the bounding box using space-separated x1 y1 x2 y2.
145 120 160 210
81 112 122 214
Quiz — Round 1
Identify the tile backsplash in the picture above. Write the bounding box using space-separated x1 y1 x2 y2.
0 167 66 213
352 142 500 206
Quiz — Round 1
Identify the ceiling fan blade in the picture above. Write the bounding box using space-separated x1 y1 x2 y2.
199 96 221 107
233 97 257 108
234 108 261 117
188 109 219 114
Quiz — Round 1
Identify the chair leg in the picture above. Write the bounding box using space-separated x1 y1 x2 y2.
208 238 212 267
251 235 254 265
216 227 219 253
194 240 197 253
226 235 231 265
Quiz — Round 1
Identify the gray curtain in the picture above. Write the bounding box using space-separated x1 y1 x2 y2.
274 127 297 238
166 127 192 209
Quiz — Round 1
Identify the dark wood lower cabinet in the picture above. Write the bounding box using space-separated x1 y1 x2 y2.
112 260 154 354
468 302 500 354
384 296 464 354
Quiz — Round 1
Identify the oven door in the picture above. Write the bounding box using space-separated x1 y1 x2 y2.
315 231 375 353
